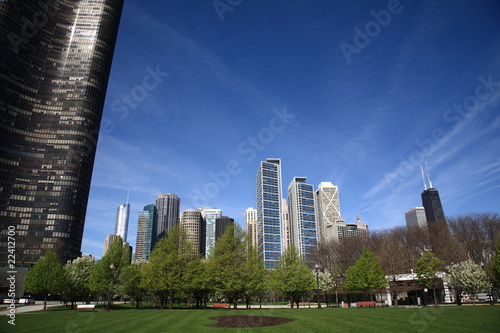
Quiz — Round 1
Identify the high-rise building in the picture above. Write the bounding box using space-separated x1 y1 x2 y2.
0 0 124 264
405 207 427 229
103 234 120 257
134 204 156 262
314 182 343 243
287 177 317 260
282 198 291 250
245 207 258 249
344 216 369 238
155 193 180 241
181 209 206 256
421 188 446 226
115 202 130 242
256 158 283 269
215 216 235 240
199 207 222 255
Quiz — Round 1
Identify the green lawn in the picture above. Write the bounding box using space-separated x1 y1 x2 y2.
2 305 499 332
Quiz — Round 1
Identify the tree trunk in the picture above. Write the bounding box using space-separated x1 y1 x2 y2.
433 288 438 306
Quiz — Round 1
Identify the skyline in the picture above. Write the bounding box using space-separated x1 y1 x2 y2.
82 0 500 258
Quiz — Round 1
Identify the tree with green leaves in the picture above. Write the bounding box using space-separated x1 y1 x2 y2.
270 245 315 308
242 244 266 308
445 259 492 305
343 246 387 301
491 235 500 284
206 224 257 309
88 236 130 309
24 250 66 310
140 224 198 308
415 251 444 305
120 262 147 308
63 255 95 308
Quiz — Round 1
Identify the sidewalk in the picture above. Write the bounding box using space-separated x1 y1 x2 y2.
0 301 61 316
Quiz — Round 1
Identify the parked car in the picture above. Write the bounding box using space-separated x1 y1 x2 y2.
477 293 493 302
19 296 36 305
2 297 19 304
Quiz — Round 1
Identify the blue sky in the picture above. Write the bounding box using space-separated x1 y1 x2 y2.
82 0 500 258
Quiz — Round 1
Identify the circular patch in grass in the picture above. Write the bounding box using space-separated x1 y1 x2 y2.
208 315 294 328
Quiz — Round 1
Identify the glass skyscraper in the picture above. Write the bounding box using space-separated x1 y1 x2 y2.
0 0 124 264
114 203 130 242
199 207 222 256
155 193 180 242
256 158 283 269
287 177 317 261
134 204 157 262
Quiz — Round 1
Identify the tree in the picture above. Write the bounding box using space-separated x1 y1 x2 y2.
206 224 258 309
445 259 492 305
242 245 266 308
120 262 147 308
140 225 198 308
270 245 315 308
415 251 444 305
64 255 95 308
343 246 387 301
24 250 65 310
88 236 130 309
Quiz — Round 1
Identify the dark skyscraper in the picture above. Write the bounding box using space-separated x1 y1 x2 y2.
421 188 446 225
215 216 234 240
0 1 124 264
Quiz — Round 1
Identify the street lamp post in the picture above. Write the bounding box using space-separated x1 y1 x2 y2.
314 263 321 309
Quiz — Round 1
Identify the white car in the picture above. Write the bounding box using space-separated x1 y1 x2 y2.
19 297 36 305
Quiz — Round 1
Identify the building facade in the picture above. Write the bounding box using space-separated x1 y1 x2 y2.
155 193 180 241
421 188 446 226
103 234 120 257
215 216 235 240
199 207 222 256
115 203 130 242
134 204 156 262
282 199 291 250
314 182 343 243
256 158 283 269
180 209 206 256
0 0 124 264
344 216 369 238
405 207 427 229
245 207 258 249
287 177 317 260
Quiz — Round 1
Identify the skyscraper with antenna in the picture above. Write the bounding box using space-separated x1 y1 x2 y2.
115 192 130 242
420 163 446 228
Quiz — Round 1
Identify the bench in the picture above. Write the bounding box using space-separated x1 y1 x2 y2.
357 301 376 308
76 304 96 311
213 303 231 309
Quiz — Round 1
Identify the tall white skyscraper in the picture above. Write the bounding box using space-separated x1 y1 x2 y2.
314 182 343 243
287 177 317 260
155 193 181 240
405 207 428 229
115 200 130 242
199 207 222 255
245 207 258 249
256 158 283 269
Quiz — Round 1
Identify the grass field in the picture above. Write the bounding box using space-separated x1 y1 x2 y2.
1 305 499 332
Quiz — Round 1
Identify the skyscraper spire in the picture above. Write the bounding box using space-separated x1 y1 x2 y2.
420 165 428 190
425 161 433 188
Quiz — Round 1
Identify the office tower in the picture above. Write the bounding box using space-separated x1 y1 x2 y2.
344 216 369 238
155 193 180 241
256 158 283 269
215 216 234 240
282 199 291 250
287 177 318 260
421 188 446 226
245 207 258 249
0 0 124 264
134 204 156 262
199 207 222 255
103 234 120 256
115 202 130 242
405 207 428 229
181 209 206 256
314 182 343 243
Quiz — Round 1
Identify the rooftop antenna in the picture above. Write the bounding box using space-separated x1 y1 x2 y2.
420 165 428 190
126 190 130 205
425 161 433 188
